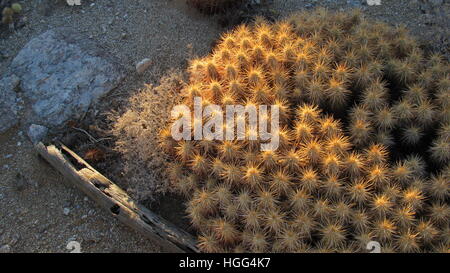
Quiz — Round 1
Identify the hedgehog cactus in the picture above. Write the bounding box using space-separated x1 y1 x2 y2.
1 3 22 25
1 7 13 25
154 9 450 252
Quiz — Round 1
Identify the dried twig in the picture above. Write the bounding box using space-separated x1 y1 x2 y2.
72 127 112 143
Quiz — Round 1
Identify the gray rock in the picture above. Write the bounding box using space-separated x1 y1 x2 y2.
10 28 125 127
0 75 20 134
0 245 11 253
135 58 152 74
27 124 48 144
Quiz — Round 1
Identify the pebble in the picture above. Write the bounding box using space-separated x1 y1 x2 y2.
0 245 11 253
366 0 382 5
136 58 152 74
27 124 49 144
63 208 71 216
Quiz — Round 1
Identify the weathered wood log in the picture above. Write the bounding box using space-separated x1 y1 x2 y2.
34 142 199 253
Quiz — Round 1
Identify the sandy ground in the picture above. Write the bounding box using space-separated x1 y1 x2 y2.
0 0 448 252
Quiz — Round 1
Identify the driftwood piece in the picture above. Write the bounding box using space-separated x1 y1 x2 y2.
35 142 199 253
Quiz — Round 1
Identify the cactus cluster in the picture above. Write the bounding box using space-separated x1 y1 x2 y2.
1 3 22 25
157 9 449 252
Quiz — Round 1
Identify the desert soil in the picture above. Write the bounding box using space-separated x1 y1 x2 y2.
0 0 448 253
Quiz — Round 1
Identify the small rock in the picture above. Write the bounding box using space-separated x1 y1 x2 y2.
63 208 70 216
366 0 381 5
0 245 11 253
27 124 48 144
136 58 152 74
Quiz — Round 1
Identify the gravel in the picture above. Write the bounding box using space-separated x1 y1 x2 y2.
0 75 20 134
